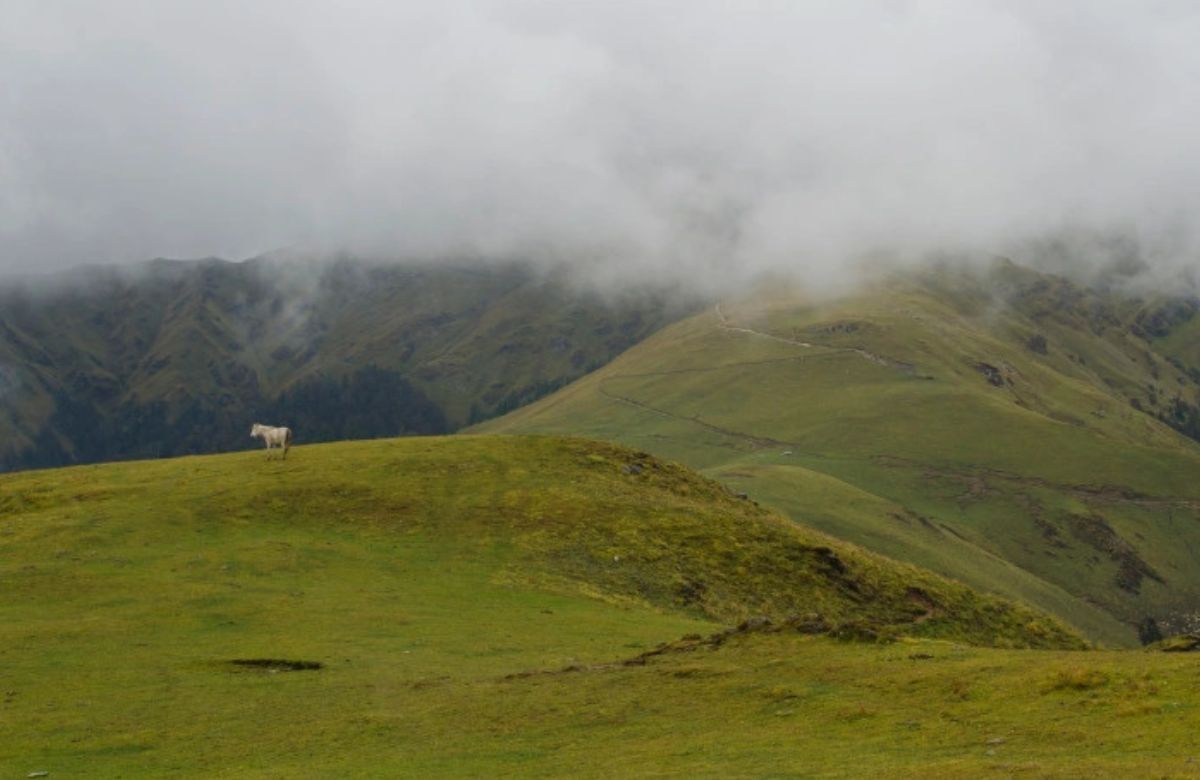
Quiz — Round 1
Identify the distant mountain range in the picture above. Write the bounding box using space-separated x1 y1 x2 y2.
0 255 689 471
481 260 1200 645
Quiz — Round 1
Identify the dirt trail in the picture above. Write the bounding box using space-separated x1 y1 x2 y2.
875 455 1200 510
713 303 919 373
596 382 792 449
501 615 843 681
714 302 816 348
599 306 1199 511
591 302 918 450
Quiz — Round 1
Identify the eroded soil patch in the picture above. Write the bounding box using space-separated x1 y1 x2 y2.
227 658 323 672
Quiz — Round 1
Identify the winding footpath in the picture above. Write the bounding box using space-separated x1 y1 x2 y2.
713 302 916 372
713 302 817 348
594 301 916 450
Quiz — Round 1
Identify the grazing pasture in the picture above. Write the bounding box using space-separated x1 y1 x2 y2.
2 435 1193 778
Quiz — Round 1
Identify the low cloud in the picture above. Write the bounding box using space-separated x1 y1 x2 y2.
5 1 1200 290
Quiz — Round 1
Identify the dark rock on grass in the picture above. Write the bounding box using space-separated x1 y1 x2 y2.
829 620 898 644
738 616 772 632
785 613 832 634
975 362 1007 387
228 658 323 672
1067 513 1164 594
813 546 848 576
676 578 707 605
1138 617 1163 645
1151 634 1200 652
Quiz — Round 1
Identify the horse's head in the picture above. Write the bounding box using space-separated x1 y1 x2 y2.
250 423 261 438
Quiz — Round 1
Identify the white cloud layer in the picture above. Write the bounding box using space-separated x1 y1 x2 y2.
4 1 1200 287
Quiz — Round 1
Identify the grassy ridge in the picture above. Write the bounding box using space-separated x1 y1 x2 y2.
2 435 1084 777
479 263 1200 645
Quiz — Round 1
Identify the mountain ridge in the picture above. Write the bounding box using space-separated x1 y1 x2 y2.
0 256 690 471
479 260 1200 646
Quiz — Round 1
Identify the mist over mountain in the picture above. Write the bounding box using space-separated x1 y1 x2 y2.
17 7 1200 774
0 256 685 471
6 2 1200 291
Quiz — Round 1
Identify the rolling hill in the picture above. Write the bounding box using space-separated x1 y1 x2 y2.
10 251 1200 649
480 260 1200 647
0 435 1100 778
0 255 688 471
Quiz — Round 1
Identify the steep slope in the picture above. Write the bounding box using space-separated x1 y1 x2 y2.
1 436 1082 777
0 256 686 470
480 262 1200 646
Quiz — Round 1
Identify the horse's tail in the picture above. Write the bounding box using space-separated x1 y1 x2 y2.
285 428 293 447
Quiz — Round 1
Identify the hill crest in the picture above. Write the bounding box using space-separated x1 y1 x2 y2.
479 262 1200 646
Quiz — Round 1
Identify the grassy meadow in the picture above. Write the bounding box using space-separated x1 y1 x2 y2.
1 434 1153 778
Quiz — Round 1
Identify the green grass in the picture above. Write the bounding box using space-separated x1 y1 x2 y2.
1 435 1085 777
384 630 1200 779
478 263 1200 646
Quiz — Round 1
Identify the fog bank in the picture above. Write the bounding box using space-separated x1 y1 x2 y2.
5 1 1200 290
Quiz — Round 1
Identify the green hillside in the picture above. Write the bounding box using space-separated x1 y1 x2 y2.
0 256 686 471
1 435 1095 778
480 262 1200 647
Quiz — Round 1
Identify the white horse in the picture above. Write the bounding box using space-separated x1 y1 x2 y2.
250 423 293 460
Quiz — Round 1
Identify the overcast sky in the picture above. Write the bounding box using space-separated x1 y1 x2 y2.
4 1 1200 286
